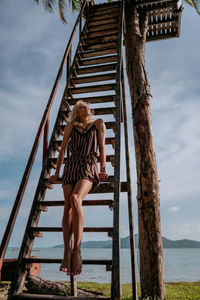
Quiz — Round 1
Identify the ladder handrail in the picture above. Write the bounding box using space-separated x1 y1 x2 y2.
0 0 88 279
111 0 124 298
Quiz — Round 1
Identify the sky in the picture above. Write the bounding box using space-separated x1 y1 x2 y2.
0 0 200 250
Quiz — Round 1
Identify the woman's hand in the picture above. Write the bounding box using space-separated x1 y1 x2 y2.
49 174 59 184
98 171 109 182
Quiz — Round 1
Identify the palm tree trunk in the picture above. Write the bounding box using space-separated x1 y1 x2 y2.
124 2 166 299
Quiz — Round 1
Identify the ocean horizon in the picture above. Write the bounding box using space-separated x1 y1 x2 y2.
5 247 200 283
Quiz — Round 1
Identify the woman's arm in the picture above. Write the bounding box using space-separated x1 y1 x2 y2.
96 118 109 181
50 122 73 182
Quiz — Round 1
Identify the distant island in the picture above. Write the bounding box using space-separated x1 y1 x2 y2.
53 235 200 249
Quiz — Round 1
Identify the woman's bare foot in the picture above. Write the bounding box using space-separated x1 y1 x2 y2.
59 249 71 275
71 248 82 276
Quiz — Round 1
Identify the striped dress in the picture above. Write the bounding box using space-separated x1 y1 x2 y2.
62 122 100 189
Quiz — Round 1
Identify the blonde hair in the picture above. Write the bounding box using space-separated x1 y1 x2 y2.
67 100 95 127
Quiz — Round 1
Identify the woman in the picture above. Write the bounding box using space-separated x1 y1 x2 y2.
49 100 109 276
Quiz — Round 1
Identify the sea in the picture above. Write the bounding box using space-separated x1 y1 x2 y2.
5 248 200 283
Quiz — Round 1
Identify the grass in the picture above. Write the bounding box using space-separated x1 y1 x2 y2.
1 281 200 299
78 281 200 299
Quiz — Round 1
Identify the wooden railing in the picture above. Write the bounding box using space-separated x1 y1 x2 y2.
0 0 89 279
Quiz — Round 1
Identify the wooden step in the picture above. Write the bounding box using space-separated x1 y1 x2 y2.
13 294 111 300
30 227 113 234
44 178 128 194
54 137 115 148
75 63 117 75
92 7 120 19
87 29 119 39
23 257 112 266
80 55 117 66
88 11 120 22
61 107 116 117
68 84 116 94
79 48 117 59
61 109 116 122
93 1 120 9
82 41 118 52
82 35 118 45
90 181 128 194
86 107 116 115
49 154 115 165
71 73 116 84
66 95 116 105
92 7 120 17
86 17 120 28
92 2 120 11
87 22 120 33
58 121 116 131
40 199 114 207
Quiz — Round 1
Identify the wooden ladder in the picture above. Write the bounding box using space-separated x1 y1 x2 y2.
7 1 137 299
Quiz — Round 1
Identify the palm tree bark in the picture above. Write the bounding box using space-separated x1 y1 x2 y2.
124 1 166 299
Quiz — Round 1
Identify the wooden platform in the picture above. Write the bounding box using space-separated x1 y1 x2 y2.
92 0 183 42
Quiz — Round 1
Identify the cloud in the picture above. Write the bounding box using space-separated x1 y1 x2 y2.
169 206 180 212
0 1 200 247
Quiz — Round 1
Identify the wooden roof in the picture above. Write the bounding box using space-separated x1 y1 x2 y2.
136 0 183 41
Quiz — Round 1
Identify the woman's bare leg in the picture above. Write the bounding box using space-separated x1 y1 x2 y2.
69 179 93 275
60 183 74 274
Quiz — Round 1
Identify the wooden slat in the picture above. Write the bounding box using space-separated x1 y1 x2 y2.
92 6 120 16
87 22 120 33
66 95 116 105
144 0 178 12
166 7 171 34
92 181 128 193
92 2 120 11
68 84 116 94
82 107 116 115
146 29 178 41
148 10 154 38
88 11 119 22
71 74 115 84
137 0 173 6
86 17 120 27
82 35 118 45
148 16 178 26
23 257 112 265
61 107 116 117
75 63 117 75
80 55 117 66
13 294 111 300
157 8 162 35
176 8 182 37
30 227 113 233
54 137 115 147
40 199 114 207
49 154 115 165
89 10 119 21
80 48 117 59
82 41 118 52
87 29 119 39
153 7 157 36
44 180 128 194
58 121 116 131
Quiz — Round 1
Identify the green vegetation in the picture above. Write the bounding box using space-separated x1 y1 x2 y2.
1 281 200 299
77 281 200 299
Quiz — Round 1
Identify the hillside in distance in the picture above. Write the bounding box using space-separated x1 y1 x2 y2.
53 235 200 248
